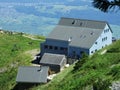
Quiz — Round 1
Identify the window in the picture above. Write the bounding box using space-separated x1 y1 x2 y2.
64 48 68 51
54 46 58 50
80 51 84 54
72 51 76 57
104 29 109 33
104 30 106 33
60 47 64 50
95 49 97 52
102 37 107 42
44 45 48 49
73 51 76 55
60 47 68 51
91 51 94 53
95 42 97 44
49 46 53 49
105 37 107 40
102 38 105 42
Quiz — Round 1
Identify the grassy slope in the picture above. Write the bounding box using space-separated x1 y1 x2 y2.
31 40 120 90
1 32 120 90
0 32 43 90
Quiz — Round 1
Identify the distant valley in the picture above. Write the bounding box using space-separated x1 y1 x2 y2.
0 1 120 38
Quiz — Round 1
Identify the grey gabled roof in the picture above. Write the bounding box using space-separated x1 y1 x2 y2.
16 66 49 83
40 53 66 65
47 17 111 48
58 17 107 29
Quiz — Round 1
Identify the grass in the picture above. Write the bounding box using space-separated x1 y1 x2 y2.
0 31 120 90
0 33 41 67
30 40 120 90
0 32 43 90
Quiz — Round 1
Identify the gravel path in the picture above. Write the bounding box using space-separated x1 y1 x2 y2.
25 49 40 59
23 35 44 41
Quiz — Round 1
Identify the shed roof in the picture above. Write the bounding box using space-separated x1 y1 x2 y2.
40 53 66 65
16 66 49 83
47 17 112 48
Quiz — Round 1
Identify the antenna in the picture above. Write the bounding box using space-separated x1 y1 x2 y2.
38 65 42 72
68 37 72 42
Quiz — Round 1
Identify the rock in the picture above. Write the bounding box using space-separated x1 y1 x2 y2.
110 81 120 90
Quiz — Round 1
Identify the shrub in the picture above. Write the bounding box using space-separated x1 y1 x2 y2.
93 78 111 90
73 53 88 71
107 65 120 80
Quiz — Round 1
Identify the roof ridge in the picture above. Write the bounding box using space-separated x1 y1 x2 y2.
58 25 104 30
61 17 107 23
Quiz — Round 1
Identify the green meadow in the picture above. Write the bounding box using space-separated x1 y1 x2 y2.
0 31 43 90
32 40 120 90
0 31 120 90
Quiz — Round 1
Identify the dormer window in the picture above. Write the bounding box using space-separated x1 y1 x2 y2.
72 20 75 24
90 32 94 35
80 35 82 38
83 35 86 38
80 22 82 26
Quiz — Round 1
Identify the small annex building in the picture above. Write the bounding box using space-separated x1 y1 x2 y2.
40 53 67 73
40 17 113 59
16 66 49 83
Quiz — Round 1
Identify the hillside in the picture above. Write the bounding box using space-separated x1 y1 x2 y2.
0 31 120 90
31 40 120 90
0 31 44 90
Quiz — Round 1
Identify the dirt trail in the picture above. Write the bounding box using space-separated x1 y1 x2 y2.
25 49 40 59
23 35 44 41
0 49 40 73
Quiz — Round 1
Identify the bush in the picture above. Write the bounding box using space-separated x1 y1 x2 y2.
107 48 120 53
107 65 120 80
92 77 111 90
73 53 88 71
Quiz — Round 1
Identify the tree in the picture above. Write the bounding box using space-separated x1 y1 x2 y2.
73 53 88 71
93 0 120 12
